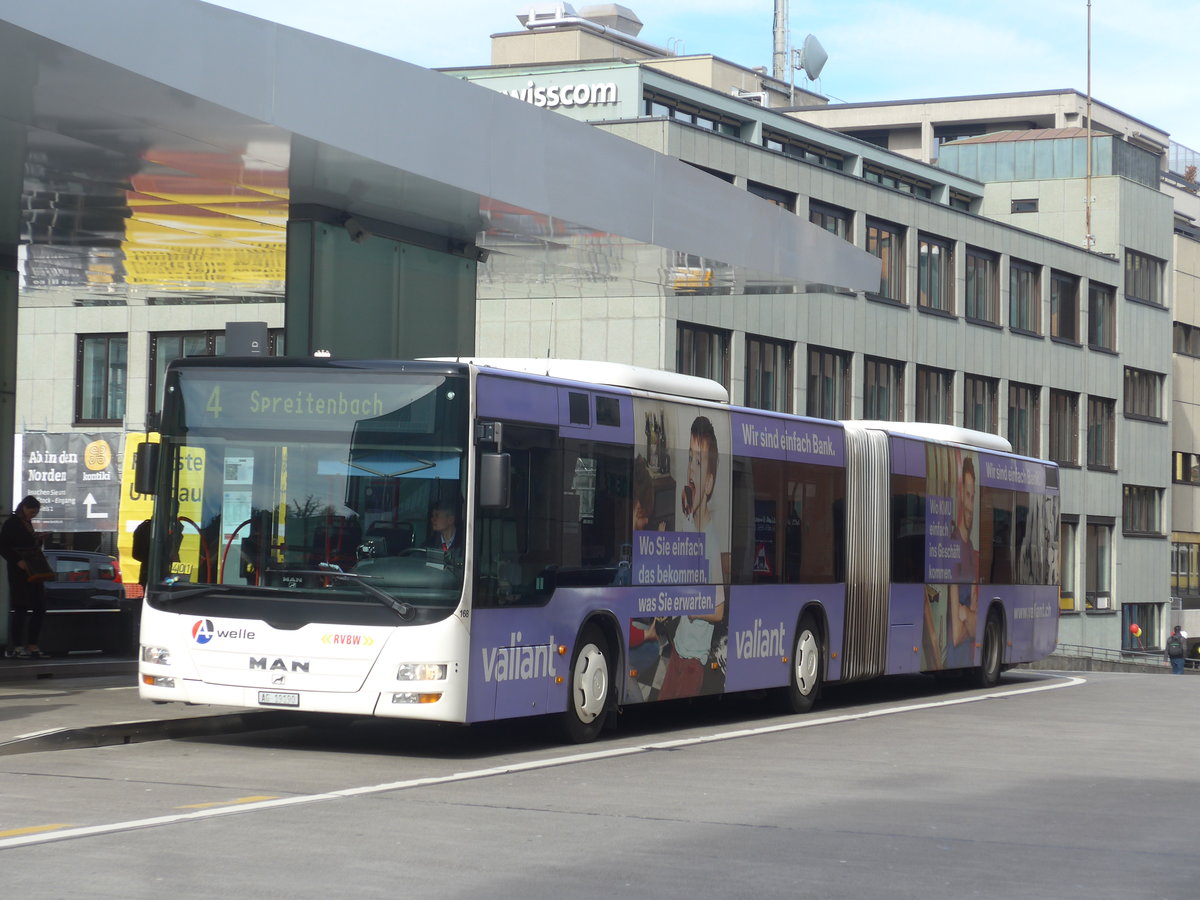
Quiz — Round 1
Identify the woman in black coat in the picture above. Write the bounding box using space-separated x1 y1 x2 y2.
0 495 50 658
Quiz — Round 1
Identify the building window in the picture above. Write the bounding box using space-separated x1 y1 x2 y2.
864 356 904 420
915 365 953 424
1174 451 1200 485
949 190 973 212
1172 540 1200 599
1009 259 1040 334
745 335 793 412
1087 396 1116 469
748 181 796 211
809 201 851 241
1060 519 1078 611
644 92 741 136
866 218 905 303
863 164 933 198
1122 604 1159 650
763 131 844 170
75 334 127 425
149 332 218 417
1124 249 1164 306
1085 522 1112 610
962 374 998 433
1050 270 1079 342
1175 322 1200 357
1122 485 1163 535
1048 390 1079 465
148 329 283 417
806 346 850 419
1008 382 1040 457
917 234 953 313
1088 282 1116 351
965 248 999 323
677 323 730 388
1171 321 1200 355
1123 366 1164 421
1011 199 1039 213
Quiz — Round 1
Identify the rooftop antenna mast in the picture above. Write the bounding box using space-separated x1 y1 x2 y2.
774 0 827 104
1085 0 1094 250
772 0 788 83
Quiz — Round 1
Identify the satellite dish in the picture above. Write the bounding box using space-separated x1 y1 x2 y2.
798 33 828 81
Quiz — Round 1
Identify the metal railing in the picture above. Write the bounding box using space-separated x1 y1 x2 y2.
1054 643 1197 669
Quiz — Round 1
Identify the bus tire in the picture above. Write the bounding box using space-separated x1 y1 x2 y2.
781 613 823 714
559 625 611 743
975 608 1004 689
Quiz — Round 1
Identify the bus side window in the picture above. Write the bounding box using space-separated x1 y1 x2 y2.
890 475 925 584
729 456 757 584
557 440 631 586
475 424 558 606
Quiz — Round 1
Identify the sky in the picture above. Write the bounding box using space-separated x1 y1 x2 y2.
206 0 1199 150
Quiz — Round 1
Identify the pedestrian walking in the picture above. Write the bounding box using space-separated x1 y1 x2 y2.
0 495 52 658
1166 625 1187 675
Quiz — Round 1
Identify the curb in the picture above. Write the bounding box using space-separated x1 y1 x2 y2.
0 659 136 683
0 709 310 757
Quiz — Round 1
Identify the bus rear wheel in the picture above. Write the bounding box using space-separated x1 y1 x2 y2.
559 625 611 743
975 609 1004 688
780 613 823 714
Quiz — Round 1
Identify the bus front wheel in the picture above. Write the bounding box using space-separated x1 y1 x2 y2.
975 609 1004 689
559 625 611 743
781 613 823 714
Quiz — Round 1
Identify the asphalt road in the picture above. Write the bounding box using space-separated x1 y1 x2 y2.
1 669 1197 899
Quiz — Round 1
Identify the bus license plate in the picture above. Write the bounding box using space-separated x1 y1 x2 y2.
258 690 300 707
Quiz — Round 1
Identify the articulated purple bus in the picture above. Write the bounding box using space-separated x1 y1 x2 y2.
135 357 1059 741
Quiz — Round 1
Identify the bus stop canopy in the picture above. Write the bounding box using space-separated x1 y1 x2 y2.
0 0 880 302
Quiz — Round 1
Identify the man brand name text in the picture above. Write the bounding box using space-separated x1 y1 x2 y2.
481 631 559 683
734 619 786 660
250 658 310 673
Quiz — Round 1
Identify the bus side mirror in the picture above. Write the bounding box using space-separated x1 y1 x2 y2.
480 453 510 508
134 442 159 496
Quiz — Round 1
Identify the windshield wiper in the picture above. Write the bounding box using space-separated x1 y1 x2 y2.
156 568 416 621
306 564 417 621
156 582 245 604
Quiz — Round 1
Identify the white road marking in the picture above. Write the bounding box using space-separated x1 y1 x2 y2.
0 674 1085 850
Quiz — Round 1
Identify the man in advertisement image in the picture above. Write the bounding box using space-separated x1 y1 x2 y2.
628 406 730 701
922 445 981 670
953 454 979 583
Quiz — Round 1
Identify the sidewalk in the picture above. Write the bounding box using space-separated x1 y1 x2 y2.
0 654 135 684
0 656 303 755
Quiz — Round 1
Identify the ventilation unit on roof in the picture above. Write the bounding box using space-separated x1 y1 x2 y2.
733 90 768 106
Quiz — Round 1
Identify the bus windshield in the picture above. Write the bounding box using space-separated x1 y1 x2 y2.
147 364 469 617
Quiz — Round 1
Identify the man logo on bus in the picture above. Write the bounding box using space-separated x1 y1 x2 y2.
192 619 215 644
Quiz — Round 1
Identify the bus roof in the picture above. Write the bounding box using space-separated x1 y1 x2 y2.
429 357 729 404
847 420 1016 455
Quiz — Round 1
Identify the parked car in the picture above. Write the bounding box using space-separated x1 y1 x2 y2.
35 550 137 656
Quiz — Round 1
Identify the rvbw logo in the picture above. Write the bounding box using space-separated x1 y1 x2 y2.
192 619 215 644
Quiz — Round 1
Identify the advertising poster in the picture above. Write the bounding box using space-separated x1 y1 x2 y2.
627 400 731 700
116 433 207 587
17 432 122 532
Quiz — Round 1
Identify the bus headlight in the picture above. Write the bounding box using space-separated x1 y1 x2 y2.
396 663 447 682
142 646 171 665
